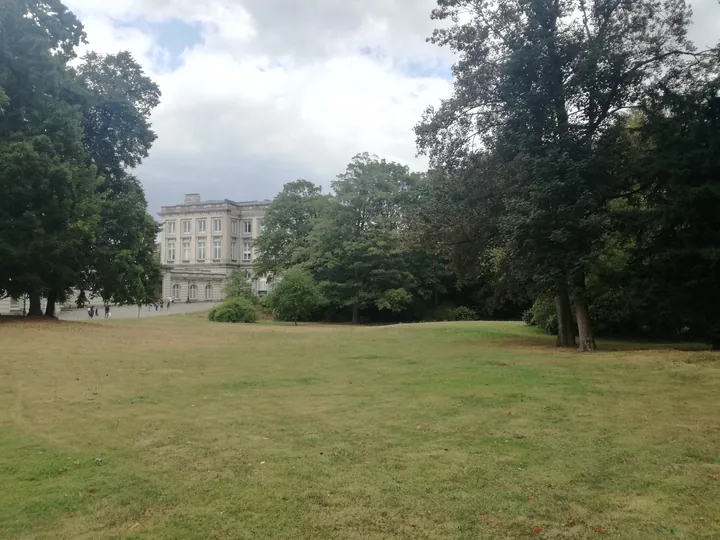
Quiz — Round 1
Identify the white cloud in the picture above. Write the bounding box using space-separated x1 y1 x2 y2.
64 0 451 211
63 0 720 213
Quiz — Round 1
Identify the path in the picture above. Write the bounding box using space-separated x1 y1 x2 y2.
58 301 219 321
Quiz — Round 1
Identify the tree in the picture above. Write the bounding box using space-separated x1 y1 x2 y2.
224 269 256 304
0 0 162 316
306 154 420 323
629 75 720 348
416 0 704 350
74 51 160 190
254 179 329 277
265 267 323 325
0 136 100 315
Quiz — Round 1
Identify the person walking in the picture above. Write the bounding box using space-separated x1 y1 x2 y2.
104 305 110 319
88 305 94 319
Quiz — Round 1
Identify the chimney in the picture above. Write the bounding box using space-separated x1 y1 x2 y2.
184 194 201 204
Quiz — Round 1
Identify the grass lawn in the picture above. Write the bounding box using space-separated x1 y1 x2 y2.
1 315 719 539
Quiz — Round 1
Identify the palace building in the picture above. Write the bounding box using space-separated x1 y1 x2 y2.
158 194 272 302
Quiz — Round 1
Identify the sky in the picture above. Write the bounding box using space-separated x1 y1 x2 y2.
63 0 720 216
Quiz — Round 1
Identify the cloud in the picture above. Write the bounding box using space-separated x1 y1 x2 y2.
63 0 719 215
65 0 452 213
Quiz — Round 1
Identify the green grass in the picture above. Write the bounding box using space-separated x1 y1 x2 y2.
1 317 719 539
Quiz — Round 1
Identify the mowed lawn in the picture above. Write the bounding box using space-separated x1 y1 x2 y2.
1 316 719 540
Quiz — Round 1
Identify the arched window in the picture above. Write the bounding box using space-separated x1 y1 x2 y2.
189 284 197 300
205 284 212 300
172 284 180 299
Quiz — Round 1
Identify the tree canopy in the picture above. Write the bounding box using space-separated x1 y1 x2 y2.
0 0 161 315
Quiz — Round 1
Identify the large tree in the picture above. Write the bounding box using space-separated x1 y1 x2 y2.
306 154 422 322
0 0 95 315
416 0 704 350
72 51 162 307
254 179 329 277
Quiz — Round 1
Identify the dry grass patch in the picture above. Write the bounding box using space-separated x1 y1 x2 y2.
1 318 719 539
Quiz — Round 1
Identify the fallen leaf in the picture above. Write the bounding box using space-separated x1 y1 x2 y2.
88 488 95 493
508 410 512 415
395 479 404 484
527 495 533 500
595 527 608 534
409 522 416 527
568 519 576 526
362 451 367 456
532 526 543 535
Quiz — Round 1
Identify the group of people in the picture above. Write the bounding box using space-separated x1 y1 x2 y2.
148 298 174 311
87 305 111 319
86 297 175 319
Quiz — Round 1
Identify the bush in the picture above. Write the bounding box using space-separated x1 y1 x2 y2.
424 305 457 322
522 308 534 326
424 305 476 322
208 297 257 323
224 270 257 305
453 306 477 321
530 296 558 334
265 267 322 324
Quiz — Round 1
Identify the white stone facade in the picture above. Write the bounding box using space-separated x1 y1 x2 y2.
159 194 272 303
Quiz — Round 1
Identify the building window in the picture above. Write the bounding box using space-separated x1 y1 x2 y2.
197 240 206 261
213 239 222 260
167 221 176 234
243 242 252 261
183 220 191 233
198 219 206 233
213 218 222 232
189 284 197 300
257 219 263 235
10 297 20 309
182 241 191 261
167 241 176 262
231 240 238 261
205 284 213 300
231 220 239 234
172 284 180 299
243 220 252 235
244 269 251 279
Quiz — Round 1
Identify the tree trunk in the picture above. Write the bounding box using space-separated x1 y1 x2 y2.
351 303 360 324
555 290 575 348
294 320 298 327
28 292 43 316
572 277 596 352
137 305 141 318
45 290 57 317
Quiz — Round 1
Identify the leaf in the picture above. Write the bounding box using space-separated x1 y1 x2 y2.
532 526 543 535
568 519 576 527
595 527 608 534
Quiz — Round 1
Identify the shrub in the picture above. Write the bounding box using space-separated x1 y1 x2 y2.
522 308 534 326
208 297 257 323
265 267 322 324
223 270 257 305
530 296 558 334
425 305 457 322
453 306 477 321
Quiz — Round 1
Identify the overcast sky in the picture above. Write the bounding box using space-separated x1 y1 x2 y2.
63 0 720 216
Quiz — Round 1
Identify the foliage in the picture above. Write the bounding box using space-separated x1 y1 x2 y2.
254 180 329 277
414 0 711 350
208 297 257 324
453 306 477 322
529 296 559 335
224 269 257 304
0 0 161 315
264 267 322 324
